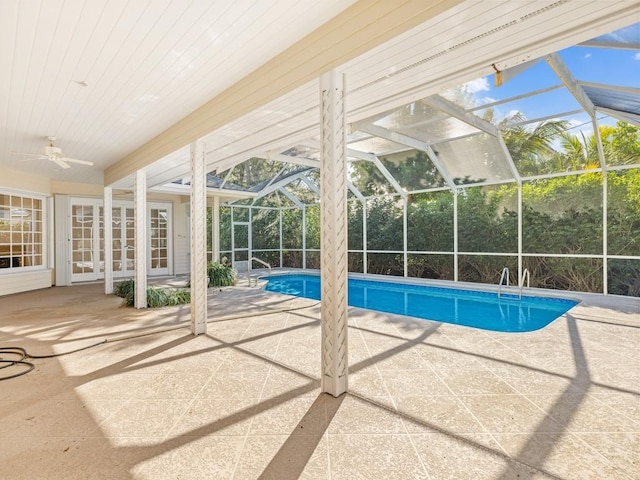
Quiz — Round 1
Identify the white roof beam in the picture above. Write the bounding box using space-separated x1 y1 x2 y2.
347 180 365 201
467 84 564 113
577 40 640 50
206 127 317 174
546 53 596 116
596 107 640 128
300 175 320 195
254 171 307 200
278 187 305 208
265 151 319 168
358 123 457 190
372 156 405 197
299 138 375 162
252 166 286 205
503 109 584 128
579 81 640 96
497 133 522 185
424 94 498 136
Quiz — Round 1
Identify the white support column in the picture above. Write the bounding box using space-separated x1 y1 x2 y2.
319 70 348 397
134 170 147 309
104 187 113 295
212 196 220 262
190 141 208 335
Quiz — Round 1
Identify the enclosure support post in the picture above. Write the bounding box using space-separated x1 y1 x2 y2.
104 187 113 295
362 198 367 275
403 197 408 277
134 170 147 309
212 196 220 262
517 184 523 284
279 209 283 267
302 206 307 268
602 172 608 295
319 69 348 397
453 190 458 282
190 141 208 334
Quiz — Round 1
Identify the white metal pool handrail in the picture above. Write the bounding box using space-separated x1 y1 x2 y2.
498 267 509 298
249 257 272 286
519 268 530 300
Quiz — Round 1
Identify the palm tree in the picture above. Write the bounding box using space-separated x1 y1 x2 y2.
498 112 569 176
559 123 639 168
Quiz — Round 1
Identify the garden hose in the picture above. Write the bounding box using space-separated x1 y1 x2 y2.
0 299 320 381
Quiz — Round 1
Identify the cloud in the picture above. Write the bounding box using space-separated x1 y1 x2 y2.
634 52 640 60
584 53 592 59
463 78 490 93
478 96 497 105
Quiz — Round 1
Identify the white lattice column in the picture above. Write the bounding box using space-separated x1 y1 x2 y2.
104 187 113 295
190 141 208 335
134 170 147 309
319 70 348 397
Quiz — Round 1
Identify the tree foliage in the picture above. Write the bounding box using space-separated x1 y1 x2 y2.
218 122 639 296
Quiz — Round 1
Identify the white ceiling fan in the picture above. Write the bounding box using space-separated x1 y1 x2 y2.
12 136 94 169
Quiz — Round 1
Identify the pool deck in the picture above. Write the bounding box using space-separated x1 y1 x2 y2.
0 277 638 479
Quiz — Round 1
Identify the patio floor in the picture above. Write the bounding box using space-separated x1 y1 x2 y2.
0 279 638 479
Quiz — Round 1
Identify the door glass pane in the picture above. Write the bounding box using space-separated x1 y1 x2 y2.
71 204 94 274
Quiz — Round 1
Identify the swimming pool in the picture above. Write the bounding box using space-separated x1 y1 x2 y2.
264 274 578 332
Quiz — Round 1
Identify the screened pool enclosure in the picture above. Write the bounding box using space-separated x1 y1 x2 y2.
200 27 639 297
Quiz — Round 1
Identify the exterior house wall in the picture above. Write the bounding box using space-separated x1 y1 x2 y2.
0 168 52 295
1 172 190 295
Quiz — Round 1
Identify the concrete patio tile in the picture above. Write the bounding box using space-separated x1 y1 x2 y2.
249 395 330 436
380 368 452 397
576 432 640 477
459 395 564 434
0 392 105 438
234 434 330 480
259 366 320 400
328 434 428 480
493 432 634 480
0 282 637 480
524 393 640 433
168 396 258 436
327 395 404 434
395 395 487 434
437 367 517 395
99 399 188 437
133 436 245 480
410 432 539 480
199 369 270 399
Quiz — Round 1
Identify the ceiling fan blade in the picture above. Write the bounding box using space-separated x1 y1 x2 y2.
10 151 47 158
51 157 71 169
61 156 93 166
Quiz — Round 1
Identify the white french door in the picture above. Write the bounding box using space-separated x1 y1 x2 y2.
71 202 99 282
148 206 170 275
70 199 172 282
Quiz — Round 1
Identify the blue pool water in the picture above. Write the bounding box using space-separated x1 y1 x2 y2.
264 274 578 333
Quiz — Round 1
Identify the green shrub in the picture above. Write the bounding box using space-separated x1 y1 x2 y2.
207 262 236 287
167 289 191 305
114 279 135 299
113 280 191 308
146 287 170 308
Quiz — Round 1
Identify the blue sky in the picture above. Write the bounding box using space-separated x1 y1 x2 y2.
451 23 640 138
